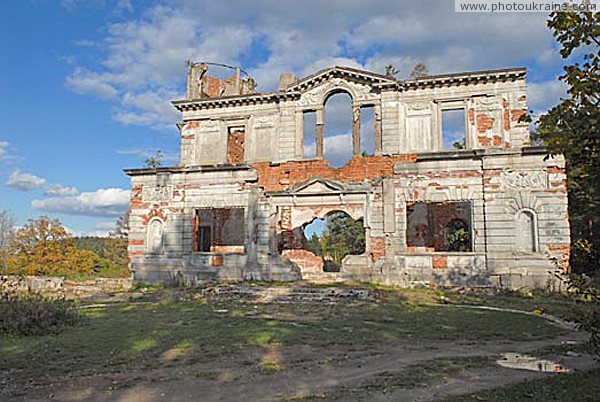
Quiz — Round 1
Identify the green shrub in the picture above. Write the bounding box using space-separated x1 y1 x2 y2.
0 292 86 337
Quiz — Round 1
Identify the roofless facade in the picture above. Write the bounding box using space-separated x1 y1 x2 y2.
125 65 570 289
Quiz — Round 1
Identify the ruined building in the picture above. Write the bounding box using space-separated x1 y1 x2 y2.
125 64 570 289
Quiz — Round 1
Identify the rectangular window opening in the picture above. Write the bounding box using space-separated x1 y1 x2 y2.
406 201 472 252
442 108 466 150
194 208 245 253
360 106 375 156
303 111 317 158
227 126 245 164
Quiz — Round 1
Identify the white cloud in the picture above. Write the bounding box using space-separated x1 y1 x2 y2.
60 0 78 11
65 67 119 100
65 226 111 238
6 170 46 191
32 188 130 217
324 132 353 168
0 141 10 160
95 221 117 231
113 90 180 129
528 79 567 113
73 39 97 47
45 184 80 196
301 131 354 167
61 0 133 13
116 0 133 13
66 0 563 130
117 147 179 163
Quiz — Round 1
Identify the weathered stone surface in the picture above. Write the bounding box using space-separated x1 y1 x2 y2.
0 276 133 300
125 65 569 290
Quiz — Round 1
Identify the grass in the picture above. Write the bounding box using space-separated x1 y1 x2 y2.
437 367 600 402
444 289 593 323
292 356 494 401
0 290 566 385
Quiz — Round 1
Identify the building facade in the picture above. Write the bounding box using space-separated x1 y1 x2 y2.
125 65 570 289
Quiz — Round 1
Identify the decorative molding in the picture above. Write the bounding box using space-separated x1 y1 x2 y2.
406 102 430 111
501 170 546 189
143 185 173 201
253 115 278 128
297 89 322 107
474 96 501 109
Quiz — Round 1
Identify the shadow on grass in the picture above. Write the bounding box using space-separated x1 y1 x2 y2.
0 293 568 388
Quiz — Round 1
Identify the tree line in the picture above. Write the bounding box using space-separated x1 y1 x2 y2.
0 212 129 278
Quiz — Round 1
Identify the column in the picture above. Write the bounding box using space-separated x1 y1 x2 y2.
374 103 382 155
352 104 361 156
316 108 324 158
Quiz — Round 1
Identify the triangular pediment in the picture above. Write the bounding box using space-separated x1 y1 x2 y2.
286 66 395 93
289 177 346 194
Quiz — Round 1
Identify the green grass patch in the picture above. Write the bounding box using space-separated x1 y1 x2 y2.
445 289 590 323
437 367 600 402
0 296 566 384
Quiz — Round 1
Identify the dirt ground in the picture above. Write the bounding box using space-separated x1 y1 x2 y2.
3 293 597 402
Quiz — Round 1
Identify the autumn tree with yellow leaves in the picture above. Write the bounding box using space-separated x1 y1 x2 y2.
5 216 101 277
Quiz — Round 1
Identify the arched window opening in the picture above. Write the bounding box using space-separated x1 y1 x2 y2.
323 92 353 168
516 210 537 252
147 218 164 254
360 106 375 156
303 111 317 158
304 211 365 272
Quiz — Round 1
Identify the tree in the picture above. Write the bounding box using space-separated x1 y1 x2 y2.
112 213 129 238
535 9 600 273
409 62 429 79
323 213 366 264
452 139 466 150
384 64 400 78
0 210 16 251
0 210 17 270
6 216 99 277
307 233 323 257
535 7 599 357
107 213 129 270
144 150 165 168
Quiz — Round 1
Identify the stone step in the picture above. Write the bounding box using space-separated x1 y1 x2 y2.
202 285 371 303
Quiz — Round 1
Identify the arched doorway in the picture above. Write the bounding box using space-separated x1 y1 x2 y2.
280 210 366 275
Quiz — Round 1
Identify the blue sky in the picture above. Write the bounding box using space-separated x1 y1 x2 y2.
0 0 570 235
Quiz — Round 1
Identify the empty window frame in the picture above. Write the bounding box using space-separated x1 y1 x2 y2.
406 201 472 252
440 102 467 150
227 126 245 164
193 208 245 252
360 105 375 156
323 92 353 167
303 111 317 158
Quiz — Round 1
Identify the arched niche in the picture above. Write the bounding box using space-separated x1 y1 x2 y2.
515 209 538 253
147 218 164 254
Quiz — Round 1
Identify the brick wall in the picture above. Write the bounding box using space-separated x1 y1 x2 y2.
253 154 416 192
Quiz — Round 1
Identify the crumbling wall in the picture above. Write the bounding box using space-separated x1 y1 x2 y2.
253 154 416 192
227 129 245 164
390 149 569 289
127 66 567 289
